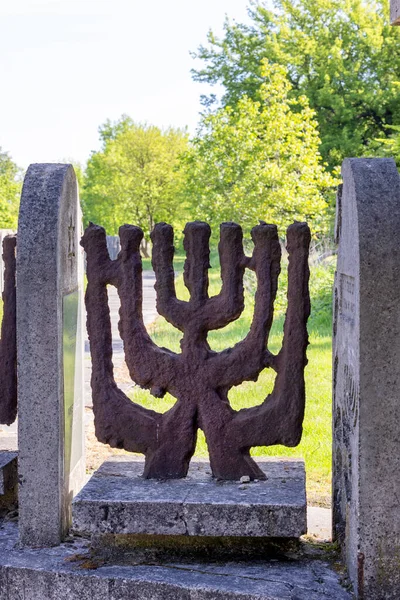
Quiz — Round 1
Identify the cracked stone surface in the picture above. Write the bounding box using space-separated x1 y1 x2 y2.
0 519 352 600
72 458 306 538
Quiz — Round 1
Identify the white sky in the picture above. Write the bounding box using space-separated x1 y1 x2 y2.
0 0 251 169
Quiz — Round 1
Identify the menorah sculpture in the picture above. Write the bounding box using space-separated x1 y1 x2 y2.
0 235 17 425
82 220 310 480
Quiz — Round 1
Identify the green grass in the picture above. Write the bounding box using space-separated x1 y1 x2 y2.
129 252 334 506
141 254 186 272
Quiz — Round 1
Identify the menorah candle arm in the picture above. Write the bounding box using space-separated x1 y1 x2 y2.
150 222 187 331
232 222 311 448
208 223 281 387
81 223 120 284
202 222 246 329
0 235 17 425
270 221 310 441
87 282 161 453
118 225 178 389
183 221 211 306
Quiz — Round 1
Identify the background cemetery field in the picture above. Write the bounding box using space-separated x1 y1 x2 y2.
131 248 335 507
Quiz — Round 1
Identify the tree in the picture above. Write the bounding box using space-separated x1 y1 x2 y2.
192 0 400 171
180 61 335 238
373 124 400 166
0 148 20 230
82 118 189 256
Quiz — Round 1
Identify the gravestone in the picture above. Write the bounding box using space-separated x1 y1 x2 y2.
391 0 400 24
333 158 400 599
17 164 85 547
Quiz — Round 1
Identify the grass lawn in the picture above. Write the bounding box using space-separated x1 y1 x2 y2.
129 251 334 507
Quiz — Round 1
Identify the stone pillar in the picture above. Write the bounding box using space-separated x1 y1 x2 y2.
333 158 400 599
391 0 400 25
17 164 85 547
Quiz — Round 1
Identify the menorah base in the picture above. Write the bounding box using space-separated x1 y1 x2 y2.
72 457 307 539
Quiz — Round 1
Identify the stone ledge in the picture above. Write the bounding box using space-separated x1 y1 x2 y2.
0 520 352 600
72 458 307 538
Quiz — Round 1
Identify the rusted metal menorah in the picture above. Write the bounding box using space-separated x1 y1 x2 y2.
0 235 17 426
82 220 310 481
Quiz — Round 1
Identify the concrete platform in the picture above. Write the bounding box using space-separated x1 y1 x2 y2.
73 458 307 538
0 520 352 600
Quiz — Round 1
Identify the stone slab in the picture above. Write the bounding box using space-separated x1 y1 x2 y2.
0 451 17 495
0 520 352 600
73 458 306 538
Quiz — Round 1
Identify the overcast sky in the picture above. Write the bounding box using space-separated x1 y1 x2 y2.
0 0 251 169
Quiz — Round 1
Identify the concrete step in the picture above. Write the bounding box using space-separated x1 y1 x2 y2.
72 457 307 539
0 520 353 600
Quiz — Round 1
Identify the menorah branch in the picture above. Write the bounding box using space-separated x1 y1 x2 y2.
232 222 311 449
201 222 246 330
151 222 187 331
118 225 178 389
209 223 281 388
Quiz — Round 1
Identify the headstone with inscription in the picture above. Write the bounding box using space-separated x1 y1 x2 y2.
333 158 400 599
17 164 85 547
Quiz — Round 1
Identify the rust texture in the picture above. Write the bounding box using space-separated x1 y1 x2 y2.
81 221 310 480
0 235 17 425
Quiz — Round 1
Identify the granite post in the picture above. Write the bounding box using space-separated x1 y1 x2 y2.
333 158 400 599
17 164 85 547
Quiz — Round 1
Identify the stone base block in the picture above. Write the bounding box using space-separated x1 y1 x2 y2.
0 520 352 600
72 458 307 538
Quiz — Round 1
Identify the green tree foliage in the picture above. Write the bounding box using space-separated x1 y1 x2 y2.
0 148 20 229
181 61 335 238
82 118 188 255
374 124 400 165
192 0 400 170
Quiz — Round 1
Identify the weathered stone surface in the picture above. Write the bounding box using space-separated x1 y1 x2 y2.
17 164 85 547
391 0 400 24
73 458 306 538
333 158 400 599
0 520 352 600
0 235 17 426
82 221 310 481
0 451 17 496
